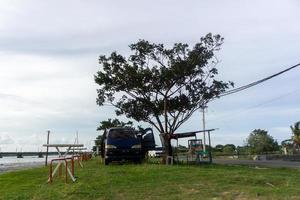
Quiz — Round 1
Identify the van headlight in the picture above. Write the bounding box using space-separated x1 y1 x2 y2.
106 145 117 149
131 144 141 149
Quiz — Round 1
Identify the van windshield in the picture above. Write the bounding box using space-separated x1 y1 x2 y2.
108 129 137 139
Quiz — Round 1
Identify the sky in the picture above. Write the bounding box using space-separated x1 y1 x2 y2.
0 0 299 151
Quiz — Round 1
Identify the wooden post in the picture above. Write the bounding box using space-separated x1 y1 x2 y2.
65 161 68 183
208 130 212 163
71 158 74 176
45 130 50 166
49 162 53 183
59 164 62 177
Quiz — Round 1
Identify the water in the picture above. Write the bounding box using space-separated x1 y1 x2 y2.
0 156 47 164
0 156 57 173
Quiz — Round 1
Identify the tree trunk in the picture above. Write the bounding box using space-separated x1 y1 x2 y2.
162 133 173 164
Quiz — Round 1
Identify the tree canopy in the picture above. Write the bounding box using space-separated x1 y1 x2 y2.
95 33 233 156
246 129 279 154
214 144 224 152
290 121 300 150
223 144 236 154
96 118 133 131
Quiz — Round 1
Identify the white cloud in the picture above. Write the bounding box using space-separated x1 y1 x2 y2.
0 0 299 150
0 132 15 145
270 126 293 142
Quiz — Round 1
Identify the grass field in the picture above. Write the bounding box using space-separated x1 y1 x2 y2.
1 158 300 200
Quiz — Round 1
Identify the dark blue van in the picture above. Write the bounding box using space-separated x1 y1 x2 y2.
101 127 155 165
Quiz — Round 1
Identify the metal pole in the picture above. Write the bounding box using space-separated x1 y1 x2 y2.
202 106 206 152
45 130 50 166
77 131 79 144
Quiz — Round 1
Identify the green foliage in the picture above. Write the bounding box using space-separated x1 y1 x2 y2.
236 146 250 155
223 144 236 154
92 134 102 152
212 144 236 154
97 118 133 131
178 144 187 149
95 34 233 137
281 139 293 147
214 144 224 152
290 121 300 150
246 129 279 154
176 145 188 153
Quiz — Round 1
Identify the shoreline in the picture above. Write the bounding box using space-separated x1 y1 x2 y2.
0 161 45 174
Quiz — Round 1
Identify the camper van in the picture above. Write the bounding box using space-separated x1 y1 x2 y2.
101 127 155 165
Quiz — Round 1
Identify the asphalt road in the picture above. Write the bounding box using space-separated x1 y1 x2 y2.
214 159 300 169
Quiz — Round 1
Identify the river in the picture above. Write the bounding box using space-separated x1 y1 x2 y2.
0 156 57 173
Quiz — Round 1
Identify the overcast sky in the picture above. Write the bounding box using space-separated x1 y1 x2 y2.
0 0 299 151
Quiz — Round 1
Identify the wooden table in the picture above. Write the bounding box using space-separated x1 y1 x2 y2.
71 147 87 151
43 144 83 182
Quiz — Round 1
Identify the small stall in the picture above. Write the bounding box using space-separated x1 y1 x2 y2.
172 129 216 164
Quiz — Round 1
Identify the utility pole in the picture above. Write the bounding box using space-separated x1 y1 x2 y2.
202 106 206 152
76 131 79 144
73 131 79 155
45 130 50 166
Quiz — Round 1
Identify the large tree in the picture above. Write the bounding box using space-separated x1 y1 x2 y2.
246 129 279 154
95 33 233 158
290 121 300 152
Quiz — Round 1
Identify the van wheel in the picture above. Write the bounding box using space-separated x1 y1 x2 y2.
104 159 109 165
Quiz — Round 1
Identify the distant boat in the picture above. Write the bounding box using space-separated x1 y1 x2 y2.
38 152 44 158
17 153 23 158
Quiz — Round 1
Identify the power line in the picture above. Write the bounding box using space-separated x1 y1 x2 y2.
219 63 300 97
208 87 300 124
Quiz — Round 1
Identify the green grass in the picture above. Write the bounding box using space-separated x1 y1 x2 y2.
1 158 300 199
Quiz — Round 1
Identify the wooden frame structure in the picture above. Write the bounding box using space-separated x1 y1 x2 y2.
172 129 216 164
